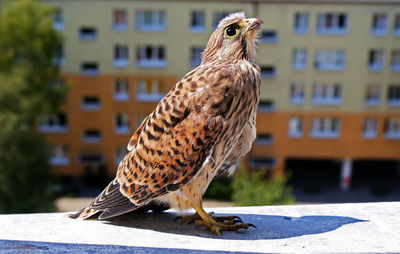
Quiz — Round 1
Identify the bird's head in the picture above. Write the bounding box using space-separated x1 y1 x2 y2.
202 12 263 65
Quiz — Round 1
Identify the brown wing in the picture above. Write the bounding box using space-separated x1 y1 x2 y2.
127 115 149 152
117 110 223 205
70 64 239 220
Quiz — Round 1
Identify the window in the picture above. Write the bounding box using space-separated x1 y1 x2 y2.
112 9 127 31
80 62 98 75
49 145 69 166
136 46 166 68
53 7 64 30
314 49 345 71
365 85 380 106
213 11 230 29
394 14 400 36
259 30 278 43
39 113 67 133
115 146 127 165
258 100 274 112
190 47 203 67
390 50 400 72
362 118 377 139
317 13 347 35
114 79 129 101
248 157 276 169
310 117 340 138
368 49 384 71
289 83 305 105
293 12 308 34
79 27 97 40
288 117 303 137
312 84 342 105
292 48 307 70
136 10 166 32
385 118 400 139
52 44 65 66
113 45 129 67
81 96 100 110
371 13 387 35
255 134 273 145
260 66 276 78
387 85 400 106
190 11 205 33
115 113 130 134
83 130 101 144
136 79 166 102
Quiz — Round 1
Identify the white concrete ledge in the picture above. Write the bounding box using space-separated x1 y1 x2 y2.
0 202 400 253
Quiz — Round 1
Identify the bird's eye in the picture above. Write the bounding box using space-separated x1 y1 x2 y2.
224 26 239 38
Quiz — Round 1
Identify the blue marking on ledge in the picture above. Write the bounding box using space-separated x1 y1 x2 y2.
0 239 255 254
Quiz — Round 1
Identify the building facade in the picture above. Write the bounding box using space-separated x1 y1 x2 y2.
37 0 400 187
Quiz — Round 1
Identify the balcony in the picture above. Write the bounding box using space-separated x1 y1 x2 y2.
136 59 167 68
391 64 400 72
81 102 100 111
113 93 129 101
312 97 342 106
49 157 70 166
289 97 304 105
115 126 130 135
293 27 308 35
365 98 380 106
82 131 101 144
371 28 387 36
189 25 205 33
314 63 345 71
387 99 400 107
112 59 129 68
136 93 164 102
79 29 97 41
80 63 99 76
310 130 340 139
53 22 64 31
362 131 377 139
38 125 68 133
52 57 65 66
291 63 306 71
189 58 201 68
112 23 128 31
385 131 400 139
368 63 383 72
288 130 303 138
136 23 166 32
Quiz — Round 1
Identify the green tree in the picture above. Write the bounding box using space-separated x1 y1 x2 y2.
0 0 65 213
232 169 295 206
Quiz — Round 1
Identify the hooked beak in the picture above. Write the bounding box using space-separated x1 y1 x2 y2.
244 17 263 32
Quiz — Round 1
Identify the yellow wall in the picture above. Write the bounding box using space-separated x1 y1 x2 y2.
37 0 400 177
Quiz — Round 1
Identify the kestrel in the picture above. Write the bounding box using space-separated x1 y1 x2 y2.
70 12 262 234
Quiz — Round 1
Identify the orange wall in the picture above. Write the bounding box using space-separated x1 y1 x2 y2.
46 74 400 177
252 112 400 174
46 74 178 176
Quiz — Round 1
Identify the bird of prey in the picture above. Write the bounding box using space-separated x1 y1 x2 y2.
70 12 262 234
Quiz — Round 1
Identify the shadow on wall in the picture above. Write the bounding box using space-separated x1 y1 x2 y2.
104 211 367 240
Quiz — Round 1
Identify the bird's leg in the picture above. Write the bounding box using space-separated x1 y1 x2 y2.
190 202 255 235
175 211 214 223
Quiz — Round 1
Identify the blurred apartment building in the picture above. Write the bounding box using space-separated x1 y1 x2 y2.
37 0 400 188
